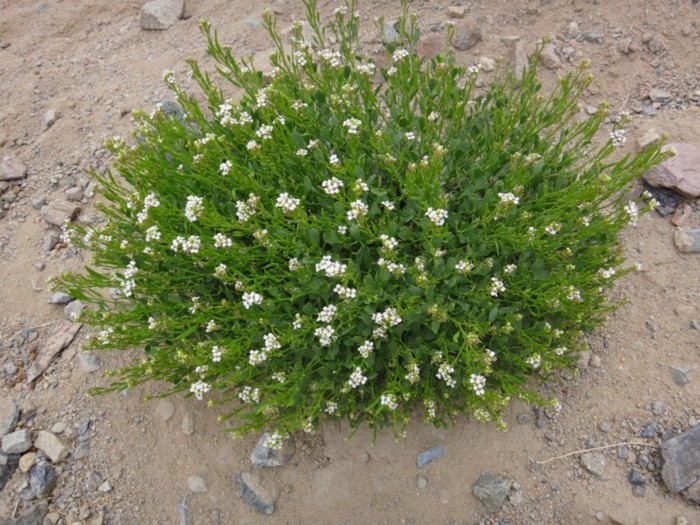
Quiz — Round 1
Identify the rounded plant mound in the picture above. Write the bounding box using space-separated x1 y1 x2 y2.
55 1 664 441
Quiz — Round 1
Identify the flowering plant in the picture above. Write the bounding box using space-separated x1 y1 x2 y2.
54 0 665 442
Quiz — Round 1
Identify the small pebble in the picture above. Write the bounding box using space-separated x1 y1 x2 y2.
651 401 666 416
632 485 646 497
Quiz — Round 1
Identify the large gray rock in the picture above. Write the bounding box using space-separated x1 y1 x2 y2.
661 425 700 503
0 501 48 525
452 23 482 50
40 200 80 226
580 452 606 476
250 432 295 467
0 398 19 438
236 471 279 515
473 473 510 513
643 143 700 198
19 461 57 501
34 430 69 463
1 428 32 454
140 0 186 30
0 154 27 181
673 229 700 254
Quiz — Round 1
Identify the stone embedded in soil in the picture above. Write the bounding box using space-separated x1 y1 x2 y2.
18 452 37 473
39 199 80 226
34 430 69 463
478 56 496 72
641 422 657 438
673 229 700 254
669 365 694 385
580 452 606 477
649 88 672 104
642 143 700 198
48 292 74 304
447 6 466 18
64 300 85 321
415 34 443 60
417 444 445 468
1 428 32 454
236 471 279 515
0 398 19 439
42 109 60 131
156 399 175 422
181 413 194 435
540 43 561 69
636 129 662 151
629 468 646 485
382 20 399 44
0 451 21 492
0 154 27 181
452 23 482 50
0 501 48 525
501 36 528 81
250 432 295 467
20 460 58 501
472 473 511 513
582 29 604 43
661 425 700 503
77 351 101 372
140 0 186 30
187 475 207 493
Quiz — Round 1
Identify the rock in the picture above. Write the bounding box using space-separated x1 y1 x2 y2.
540 43 560 69
417 444 445 468
0 398 19 438
98 480 112 492
582 30 604 44
236 471 279 515
580 452 606 476
649 88 672 104
651 401 667 416
48 292 74 304
181 413 194 435
676 516 690 525
598 421 612 434
0 501 48 525
19 452 37 473
187 475 207 493
452 23 482 50
473 473 510 513
382 20 399 44
1 428 32 454
647 39 664 54
416 475 428 489
632 485 646 497
671 203 692 227
661 426 700 503
618 36 634 54
42 109 60 132
478 56 496 72
0 451 20 491
155 399 175 421
64 186 84 202
0 154 28 181
669 365 694 385
629 468 646 485
19 460 57 501
4 362 17 376
34 430 69 463
77 351 101 372
501 36 528 81
64 300 85 321
250 432 295 467
617 445 629 460
447 6 466 18
636 129 662 151
40 200 80 226
589 354 602 368
50 422 66 435
566 22 579 39
140 0 186 30
416 35 443 60
517 412 533 425
42 232 60 253
641 422 657 438
674 229 700 254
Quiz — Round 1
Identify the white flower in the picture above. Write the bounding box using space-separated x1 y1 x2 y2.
381 201 395 211
242 291 263 309
333 284 356 301
308 139 319 149
469 374 486 396
239 386 260 403
386 66 397 77
392 48 409 62
317 304 338 323
490 277 506 297
468 65 479 74
498 192 520 206
357 62 376 75
219 160 232 176
205 320 218 333
296 148 308 157
185 195 204 222
624 201 638 225
315 255 347 278
289 258 302 271
380 393 398 410
346 200 368 221
249 348 268 366
379 234 398 252
246 140 259 151
329 154 340 165
190 380 211 401
353 179 369 193
427 111 440 122
145 225 161 242
211 346 223 362
436 362 456 388
255 88 268 108
292 313 303 330
263 333 281 351
213 263 227 278
455 260 474 274
275 192 300 215
347 367 367 389
188 296 200 314
236 194 259 223
526 354 542 369
357 340 374 358
272 372 286 383
171 235 200 254
322 177 344 195
544 222 561 235
610 128 626 147
405 131 416 141
343 118 362 135
325 401 338 415
372 307 402 328
292 100 308 111
503 264 517 275
554 346 567 356
337 225 347 235
598 267 616 279
405 362 420 384
256 124 274 140
162 70 175 83
314 325 336 347
425 207 448 226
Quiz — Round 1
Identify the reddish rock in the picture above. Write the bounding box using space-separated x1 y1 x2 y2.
643 143 700 198
416 35 444 60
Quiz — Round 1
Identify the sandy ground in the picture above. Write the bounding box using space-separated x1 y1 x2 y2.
0 1 699 524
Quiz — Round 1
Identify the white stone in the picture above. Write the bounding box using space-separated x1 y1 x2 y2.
35 430 70 463
1 428 32 454
140 0 186 30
